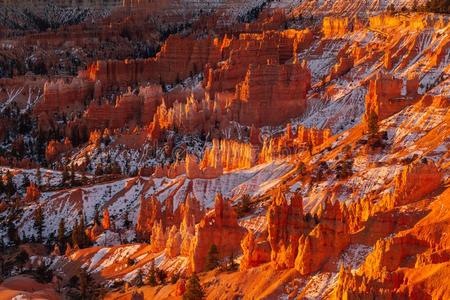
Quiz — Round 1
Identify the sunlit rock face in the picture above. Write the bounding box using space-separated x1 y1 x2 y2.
232 61 311 127
0 0 448 299
295 199 350 275
364 72 420 122
267 190 306 269
384 159 442 208
189 193 246 272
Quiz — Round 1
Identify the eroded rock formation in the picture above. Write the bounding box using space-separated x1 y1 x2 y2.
189 193 246 272
295 198 350 275
34 78 94 115
385 159 442 208
231 61 311 127
240 230 271 270
364 72 419 122
267 190 305 269
135 195 162 240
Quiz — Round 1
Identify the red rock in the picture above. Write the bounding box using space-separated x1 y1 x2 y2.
45 138 72 162
189 193 246 272
86 35 222 88
205 29 313 97
150 220 166 253
295 198 350 275
24 183 41 203
51 244 61 256
175 278 186 296
34 78 94 115
88 223 104 241
230 61 311 127
240 230 271 270
267 190 305 269
65 243 72 256
385 159 442 208
135 195 162 240
165 225 182 258
322 17 351 38
327 56 354 82
364 72 419 123
102 208 111 231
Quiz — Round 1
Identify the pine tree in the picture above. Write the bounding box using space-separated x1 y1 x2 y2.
205 244 220 271
15 250 29 271
367 111 379 138
21 232 28 243
157 268 167 285
227 252 237 271
35 168 42 186
123 211 131 229
7 222 20 245
33 206 45 242
71 219 80 248
135 269 143 287
62 167 69 184
77 212 89 248
80 173 88 185
57 218 66 250
0 171 5 195
147 261 157 286
94 208 100 225
236 194 252 217
5 170 15 197
183 273 204 300
95 164 103 176
79 267 90 299
21 175 30 189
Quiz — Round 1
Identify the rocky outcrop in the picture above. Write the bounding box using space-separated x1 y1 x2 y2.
151 94 228 136
150 220 166 253
34 78 94 115
360 236 427 279
294 198 350 275
179 193 203 230
296 125 332 148
240 230 271 270
205 29 313 96
84 86 159 130
267 190 305 269
45 138 72 162
135 195 162 240
201 139 257 172
189 193 246 272
177 193 202 257
165 225 182 258
183 139 257 179
259 124 331 163
88 223 104 241
231 61 311 127
332 234 429 299
86 35 222 88
24 183 41 203
322 17 352 38
327 56 354 82
364 72 419 123
102 208 111 231
385 159 442 208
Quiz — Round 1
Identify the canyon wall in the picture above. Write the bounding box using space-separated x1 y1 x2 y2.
85 35 222 89
231 61 311 127
34 78 95 115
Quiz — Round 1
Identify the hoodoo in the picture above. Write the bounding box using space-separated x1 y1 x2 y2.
0 0 448 299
